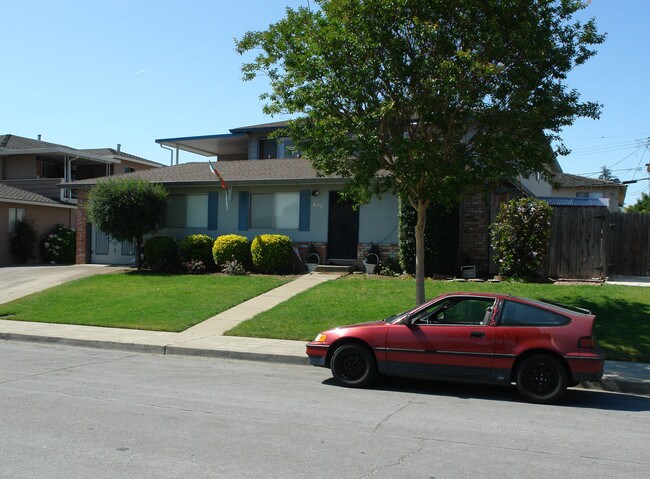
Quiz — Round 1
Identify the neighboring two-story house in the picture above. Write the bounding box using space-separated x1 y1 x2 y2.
0 134 162 264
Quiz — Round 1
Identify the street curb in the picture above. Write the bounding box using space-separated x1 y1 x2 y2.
2 332 648 396
0 333 166 355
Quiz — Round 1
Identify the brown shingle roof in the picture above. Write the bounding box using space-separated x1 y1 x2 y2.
0 183 68 206
553 172 626 188
68 159 343 187
79 148 164 167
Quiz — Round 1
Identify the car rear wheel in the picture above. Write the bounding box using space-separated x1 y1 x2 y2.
331 344 377 388
516 354 568 404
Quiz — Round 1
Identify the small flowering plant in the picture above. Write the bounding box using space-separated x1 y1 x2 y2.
42 224 76 264
490 198 552 278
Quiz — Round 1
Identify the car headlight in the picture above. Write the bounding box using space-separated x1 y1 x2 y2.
313 333 327 342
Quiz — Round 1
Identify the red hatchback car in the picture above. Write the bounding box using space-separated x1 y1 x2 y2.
306 292 604 403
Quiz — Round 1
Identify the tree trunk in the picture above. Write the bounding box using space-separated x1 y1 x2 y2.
135 236 143 271
414 200 428 305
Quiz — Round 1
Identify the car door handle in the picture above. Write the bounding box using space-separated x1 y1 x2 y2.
470 331 485 338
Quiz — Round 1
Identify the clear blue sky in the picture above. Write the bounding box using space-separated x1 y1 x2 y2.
2 0 648 205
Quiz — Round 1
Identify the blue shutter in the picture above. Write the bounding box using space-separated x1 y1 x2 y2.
208 191 218 230
299 190 311 231
238 191 249 231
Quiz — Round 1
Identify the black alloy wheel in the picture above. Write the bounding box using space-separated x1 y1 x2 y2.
330 343 377 388
516 354 568 404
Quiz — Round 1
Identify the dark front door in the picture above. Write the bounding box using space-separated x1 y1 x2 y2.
327 191 359 259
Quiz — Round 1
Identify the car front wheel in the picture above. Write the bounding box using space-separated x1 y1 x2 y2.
331 343 377 388
516 354 568 404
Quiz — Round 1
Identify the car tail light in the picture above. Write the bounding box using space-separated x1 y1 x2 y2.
578 336 595 349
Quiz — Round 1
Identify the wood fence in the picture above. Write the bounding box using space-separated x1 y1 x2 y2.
545 208 650 278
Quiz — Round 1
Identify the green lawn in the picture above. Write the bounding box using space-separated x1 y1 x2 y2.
225 276 650 362
0 272 289 332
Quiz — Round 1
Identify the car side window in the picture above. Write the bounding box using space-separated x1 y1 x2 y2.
499 300 570 326
411 298 495 325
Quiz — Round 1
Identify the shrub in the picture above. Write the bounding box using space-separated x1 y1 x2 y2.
183 260 206 275
399 198 459 276
144 236 178 272
42 224 76 264
179 234 215 269
222 259 248 276
212 234 251 268
377 257 402 277
490 197 552 278
251 234 294 274
10 219 37 263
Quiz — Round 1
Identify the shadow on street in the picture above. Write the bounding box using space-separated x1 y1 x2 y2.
322 376 650 412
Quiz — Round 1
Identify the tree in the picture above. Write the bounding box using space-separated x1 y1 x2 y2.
598 165 618 182
237 0 603 304
86 178 168 270
624 192 650 214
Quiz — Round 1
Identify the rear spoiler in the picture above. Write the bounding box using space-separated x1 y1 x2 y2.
547 301 592 315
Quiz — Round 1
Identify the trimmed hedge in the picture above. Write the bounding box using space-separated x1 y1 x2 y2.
144 236 178 272
179 234 215 269
251 234 294 274
212 234 252 268
399 198 459 276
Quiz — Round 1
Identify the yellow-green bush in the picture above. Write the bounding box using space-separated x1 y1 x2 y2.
212 234 251 268
180 234 215 269
251 234 294 274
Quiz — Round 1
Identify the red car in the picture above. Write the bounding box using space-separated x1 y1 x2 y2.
306 292 604 403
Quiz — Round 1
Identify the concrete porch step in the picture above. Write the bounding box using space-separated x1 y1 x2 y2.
314 264 355 273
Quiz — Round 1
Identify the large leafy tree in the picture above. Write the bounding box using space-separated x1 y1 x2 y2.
237 0 603 304
87 178 168 270
624 192 650 214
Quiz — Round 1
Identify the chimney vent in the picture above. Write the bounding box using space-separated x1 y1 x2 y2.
37 134 42 141
117 144 121 152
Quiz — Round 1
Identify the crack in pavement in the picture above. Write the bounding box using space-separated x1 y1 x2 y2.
372 397 416 433
0 353 140 386
358 438 426 478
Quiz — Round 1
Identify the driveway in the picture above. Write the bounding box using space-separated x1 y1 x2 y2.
0 265 124 305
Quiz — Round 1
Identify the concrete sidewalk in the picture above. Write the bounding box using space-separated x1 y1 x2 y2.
1 271 648 396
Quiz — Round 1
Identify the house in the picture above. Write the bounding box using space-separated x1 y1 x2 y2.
67 121 625 276
0 134 162 264
0 183 76 264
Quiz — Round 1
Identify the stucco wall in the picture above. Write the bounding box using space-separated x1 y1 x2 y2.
0 202 76 264
2 155 37 179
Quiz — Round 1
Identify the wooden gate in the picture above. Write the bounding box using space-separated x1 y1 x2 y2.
608 212 650 276
546 207 609 278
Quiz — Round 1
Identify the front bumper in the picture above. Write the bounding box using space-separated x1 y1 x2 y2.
306 343 329 367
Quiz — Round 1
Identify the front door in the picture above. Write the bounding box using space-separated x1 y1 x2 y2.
386 297 496 377
327 191 359 260
91 228 135 265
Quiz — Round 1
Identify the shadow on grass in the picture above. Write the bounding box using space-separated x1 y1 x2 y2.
538 294 650 362
322 376 650 412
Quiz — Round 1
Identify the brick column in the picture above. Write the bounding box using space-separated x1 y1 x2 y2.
75 189 89 264
457 191 490 276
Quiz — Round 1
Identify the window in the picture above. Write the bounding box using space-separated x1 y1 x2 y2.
186 194 208 228
164 194 211 228
250 192 300 230
258 138 278 159
124 167 135 173
121 239 135 255
411 298 495 325
499 300 570 326
576 191 602 199
281 138 301 158
8 208 25 233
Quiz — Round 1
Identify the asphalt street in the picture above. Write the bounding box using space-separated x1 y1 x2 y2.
1 342 648 479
